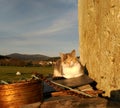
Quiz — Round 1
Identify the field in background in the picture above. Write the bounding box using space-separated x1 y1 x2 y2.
0 66 53 82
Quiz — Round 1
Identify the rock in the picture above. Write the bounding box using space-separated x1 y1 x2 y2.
16 71 21 75
78 0 120 100
41 96 120 108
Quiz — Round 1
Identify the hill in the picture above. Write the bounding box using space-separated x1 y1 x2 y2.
0 55 10 59
6 53 50 61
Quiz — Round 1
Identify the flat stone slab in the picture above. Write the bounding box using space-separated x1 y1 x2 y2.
43 75 94 94
53 74 94 88
41 96 120 108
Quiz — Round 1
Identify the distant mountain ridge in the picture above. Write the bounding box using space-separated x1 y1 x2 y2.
6 53 50 61
0 55 10 59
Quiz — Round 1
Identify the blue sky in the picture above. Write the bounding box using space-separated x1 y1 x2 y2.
0 0 79 57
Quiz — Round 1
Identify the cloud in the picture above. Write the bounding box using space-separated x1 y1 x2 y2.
23 9 77 37
0 0 77 28
0 0 77 36
0 0 78 56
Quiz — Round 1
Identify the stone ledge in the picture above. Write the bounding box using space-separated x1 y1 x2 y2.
41 96 120 108
21 96 120 108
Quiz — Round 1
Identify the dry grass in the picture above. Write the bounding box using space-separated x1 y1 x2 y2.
0 66 53 82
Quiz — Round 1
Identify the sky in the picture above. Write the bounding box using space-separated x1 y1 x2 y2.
0 0 79 57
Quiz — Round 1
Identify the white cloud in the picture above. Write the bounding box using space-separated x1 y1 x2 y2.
0 0 78 56
23 9 77 37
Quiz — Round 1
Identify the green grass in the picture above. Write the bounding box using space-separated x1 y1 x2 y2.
0 66 53 82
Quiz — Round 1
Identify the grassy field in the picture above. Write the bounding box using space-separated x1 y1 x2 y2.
0 66 53 82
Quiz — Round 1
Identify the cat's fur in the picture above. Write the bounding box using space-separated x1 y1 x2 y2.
53 49 84 79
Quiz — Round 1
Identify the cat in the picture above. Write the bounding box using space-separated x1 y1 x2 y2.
53 49 84 79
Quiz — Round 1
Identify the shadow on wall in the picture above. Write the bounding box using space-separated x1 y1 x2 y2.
110 90 120 101
83 66 120 107
84 65 98 90
84 65 89 75
106 90 120 107
84 66 120 102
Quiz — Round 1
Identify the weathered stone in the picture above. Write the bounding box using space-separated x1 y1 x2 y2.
41 96 120 108
78 0 120 100
20 102 41 108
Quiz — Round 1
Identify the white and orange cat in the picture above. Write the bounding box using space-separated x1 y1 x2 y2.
53 49 84 79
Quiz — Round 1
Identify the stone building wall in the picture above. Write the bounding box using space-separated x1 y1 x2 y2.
78 0 120 100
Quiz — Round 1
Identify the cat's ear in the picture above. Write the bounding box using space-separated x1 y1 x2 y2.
71 49 76 57
60 53 64 60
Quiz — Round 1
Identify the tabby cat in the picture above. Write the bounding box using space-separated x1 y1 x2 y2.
53 49 84 79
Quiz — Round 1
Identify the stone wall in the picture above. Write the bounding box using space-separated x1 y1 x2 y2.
78 0 120 100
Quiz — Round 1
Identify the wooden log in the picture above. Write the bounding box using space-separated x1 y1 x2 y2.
51 91 69 97
84 90 104 95
51 80 93 97
51 90 104 97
